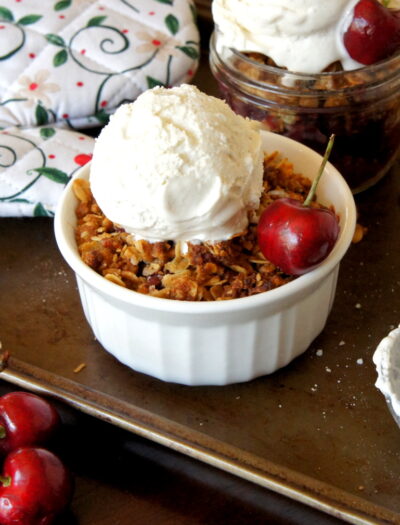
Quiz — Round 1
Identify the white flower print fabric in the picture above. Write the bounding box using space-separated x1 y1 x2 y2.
0 0 200 128
0 0 200 216
0 126 94 216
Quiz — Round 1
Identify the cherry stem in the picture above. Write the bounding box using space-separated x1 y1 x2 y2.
0 425 5 439
304 134 335 207
0 474 11 487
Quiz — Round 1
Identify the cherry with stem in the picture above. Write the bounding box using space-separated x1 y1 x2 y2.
257 134 339 276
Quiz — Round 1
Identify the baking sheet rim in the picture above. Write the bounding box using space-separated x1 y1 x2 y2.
0 356 396 525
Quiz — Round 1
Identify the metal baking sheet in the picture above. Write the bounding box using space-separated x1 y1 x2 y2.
1 57 400 524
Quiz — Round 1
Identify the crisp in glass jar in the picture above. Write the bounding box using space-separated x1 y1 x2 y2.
209 31 400 193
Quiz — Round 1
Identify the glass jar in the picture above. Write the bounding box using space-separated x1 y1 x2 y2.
209 31 400 193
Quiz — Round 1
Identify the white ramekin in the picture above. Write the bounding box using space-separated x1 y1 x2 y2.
373 325 400 429
54 131 356 386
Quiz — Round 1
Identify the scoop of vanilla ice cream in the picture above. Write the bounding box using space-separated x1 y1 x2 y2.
212 0 363 73
89 84 264 243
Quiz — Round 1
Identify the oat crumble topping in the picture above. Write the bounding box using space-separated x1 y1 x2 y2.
73 152 327 301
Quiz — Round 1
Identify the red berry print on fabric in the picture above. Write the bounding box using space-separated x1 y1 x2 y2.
74 153 92 166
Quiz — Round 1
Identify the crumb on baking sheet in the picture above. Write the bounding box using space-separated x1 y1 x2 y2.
73 362 87 374
352 223 367 244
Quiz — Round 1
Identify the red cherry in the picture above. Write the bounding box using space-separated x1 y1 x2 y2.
343 0 400 65
0 447 73 525
257 135 339 276
0 392 60 456
257 199 339 276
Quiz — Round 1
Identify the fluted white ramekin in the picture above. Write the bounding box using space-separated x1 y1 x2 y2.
373 325 400 429
54 131 356 386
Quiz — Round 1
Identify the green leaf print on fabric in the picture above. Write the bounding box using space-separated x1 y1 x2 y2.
53 48 68 67
34 202 53 216
30 167 70 184
156 0 173 4
177 45 199 59
45 34 66 47
146 76 165 88
165 14 179 35
54 0 72 11
35 104 49 126
87 15 107 27
40 127 56 139
0 6 14 22
18 14 43 25
94 109 110 125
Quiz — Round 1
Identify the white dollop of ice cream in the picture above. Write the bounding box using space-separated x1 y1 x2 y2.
373 325 400 425
90 84 264 243
212 0 364 73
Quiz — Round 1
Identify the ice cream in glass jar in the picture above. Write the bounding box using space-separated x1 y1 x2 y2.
210 0 400 193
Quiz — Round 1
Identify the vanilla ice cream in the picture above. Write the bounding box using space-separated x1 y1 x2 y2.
90 84 264 243
212 0 364 73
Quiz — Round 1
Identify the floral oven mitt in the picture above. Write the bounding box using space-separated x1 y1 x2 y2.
0 0 200 216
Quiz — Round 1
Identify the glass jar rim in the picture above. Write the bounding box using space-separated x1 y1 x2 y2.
211 30 400 87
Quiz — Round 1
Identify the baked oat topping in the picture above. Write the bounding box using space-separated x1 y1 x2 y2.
73 153 328 301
